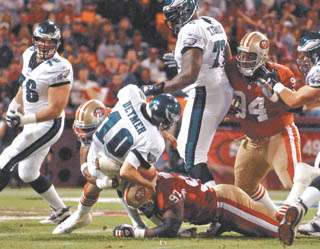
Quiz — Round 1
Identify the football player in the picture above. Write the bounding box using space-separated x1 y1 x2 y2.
0 20 73 224
142 0 233 187
113 172 279 238
225 31 303 220
53 84 181 234
258 31 320 234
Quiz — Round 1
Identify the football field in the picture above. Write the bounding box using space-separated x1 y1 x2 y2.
0 188 319 249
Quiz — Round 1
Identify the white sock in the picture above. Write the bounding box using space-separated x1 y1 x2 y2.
40 185 66 210
300 187 320 209
251 185 277 212
77 202 91 216
204 180 216 188
120 198 145 228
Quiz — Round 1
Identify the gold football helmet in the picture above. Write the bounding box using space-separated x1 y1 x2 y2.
236 31 269 76
124 184 153 209
73 99 109 145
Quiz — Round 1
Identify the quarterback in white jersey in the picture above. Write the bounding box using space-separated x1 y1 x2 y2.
53 84 180 234
258 31 320 237
0 20 73 224
142 0 233 186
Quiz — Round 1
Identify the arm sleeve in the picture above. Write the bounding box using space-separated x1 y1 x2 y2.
117 84 146 102
307 67 320 88
179 23 206 55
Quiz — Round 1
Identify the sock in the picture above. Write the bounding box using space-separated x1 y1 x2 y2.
40 185 66 210
120 198 145 228
300 187 320 209
78 182 101 216
251 184 277 212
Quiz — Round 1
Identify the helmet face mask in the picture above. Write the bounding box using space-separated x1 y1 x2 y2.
148 93 181 130
297 32 320 75
163 0 198 35
33 20 61 61
236 31 269 77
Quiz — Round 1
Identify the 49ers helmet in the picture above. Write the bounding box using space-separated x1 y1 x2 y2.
236 31 270 77
73 100 109 145
124 184 153 209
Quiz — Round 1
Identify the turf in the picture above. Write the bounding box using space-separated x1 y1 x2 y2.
0 188 319 249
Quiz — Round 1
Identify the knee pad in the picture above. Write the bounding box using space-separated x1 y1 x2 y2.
188 163 214 183
294 162 320 186
18 166 40 183
29 175 51 194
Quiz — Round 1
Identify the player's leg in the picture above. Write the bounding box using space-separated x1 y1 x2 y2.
214 184 279 237
0 119 63 191
53 182 100 234
177 85 232 186
276 124 319 220
234 137 276 213
279 176 320 245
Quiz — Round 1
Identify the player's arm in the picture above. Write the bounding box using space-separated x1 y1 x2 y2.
36 83 71 122
7 87 23 113
162 48 203 92
275 84 320 108
119 160 156 190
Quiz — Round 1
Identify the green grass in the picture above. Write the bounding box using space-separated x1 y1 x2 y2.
0 188 319 249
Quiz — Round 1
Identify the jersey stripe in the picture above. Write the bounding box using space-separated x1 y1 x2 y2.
184 86 206 171
284 124 301 179
1 118 62 173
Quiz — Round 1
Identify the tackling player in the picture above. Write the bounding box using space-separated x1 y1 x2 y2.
0 20 73 224
53 84 181 234
113 172 279 238
258 31 320 234
225 31 302 220
142 0 233 187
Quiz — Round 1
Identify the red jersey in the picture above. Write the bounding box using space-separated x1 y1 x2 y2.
226 60 297 139
155 172 217 225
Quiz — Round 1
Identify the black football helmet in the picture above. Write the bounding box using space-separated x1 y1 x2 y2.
148 93 181 130
297 31 320 75
163 0 198 35
33 20 61 61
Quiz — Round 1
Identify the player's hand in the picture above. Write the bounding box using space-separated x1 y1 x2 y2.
5 110 22 128
160 130 177 149
162 53 177 69
258 67 279 87
141 82 165 96
228 95 242 117
257 78 279 102
113 224 134 237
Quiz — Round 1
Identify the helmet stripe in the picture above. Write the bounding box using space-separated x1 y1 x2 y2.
244 32 258 47
78 99 95 122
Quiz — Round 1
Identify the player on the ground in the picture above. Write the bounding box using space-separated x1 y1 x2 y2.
258 31 320 233
225 31 302 220
113 172 279 238
0 20 73 224
53 84 181 234
142 0 233 187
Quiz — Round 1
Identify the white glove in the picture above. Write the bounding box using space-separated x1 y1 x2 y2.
96 176 114 189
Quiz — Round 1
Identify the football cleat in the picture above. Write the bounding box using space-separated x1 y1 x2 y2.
40 207 70 225
298 215 320 236
52 211 92 234
278 201 306 245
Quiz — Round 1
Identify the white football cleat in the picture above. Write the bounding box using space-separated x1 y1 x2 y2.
298 215 320 236
52 211 92 234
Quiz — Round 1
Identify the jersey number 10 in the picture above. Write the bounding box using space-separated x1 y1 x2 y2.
95 111 133 158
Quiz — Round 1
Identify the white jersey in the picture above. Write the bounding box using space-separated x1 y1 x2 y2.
92 84 165 169
20 46 73 115
174 16 229 91
306 61 320 88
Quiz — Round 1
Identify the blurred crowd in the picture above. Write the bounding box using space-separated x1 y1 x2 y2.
0 0 319 122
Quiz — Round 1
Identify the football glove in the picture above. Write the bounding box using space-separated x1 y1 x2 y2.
141 82 165 96
162 53 177 69
113 224 145 238
228 95 243 117
257 66 280 87
256 78 279 102
5 110 22 128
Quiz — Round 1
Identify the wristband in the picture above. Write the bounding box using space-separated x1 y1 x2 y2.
273 83 285 94
21 113 37 125
134 227 145 238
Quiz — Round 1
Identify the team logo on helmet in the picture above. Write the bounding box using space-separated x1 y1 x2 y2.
93 107 105 118
259 40 269 49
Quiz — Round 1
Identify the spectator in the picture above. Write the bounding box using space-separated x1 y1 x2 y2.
141 47 166 83
97 31 123 62
127 30 148 60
